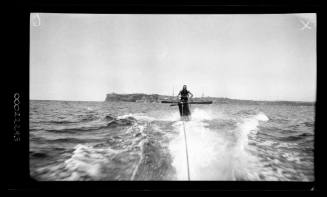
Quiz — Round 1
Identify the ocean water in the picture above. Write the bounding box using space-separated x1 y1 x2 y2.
30 100 314 181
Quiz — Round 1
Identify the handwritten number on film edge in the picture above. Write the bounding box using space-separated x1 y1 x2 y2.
13 93 21 142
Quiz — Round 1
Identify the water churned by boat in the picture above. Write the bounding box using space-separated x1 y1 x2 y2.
30 101 314 181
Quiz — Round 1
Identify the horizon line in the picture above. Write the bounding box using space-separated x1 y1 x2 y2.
30 95 316 103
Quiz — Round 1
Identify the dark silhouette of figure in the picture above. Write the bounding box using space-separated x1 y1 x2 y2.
177 85 193 117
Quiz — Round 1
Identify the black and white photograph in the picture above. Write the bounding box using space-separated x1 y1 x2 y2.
29 13 316 182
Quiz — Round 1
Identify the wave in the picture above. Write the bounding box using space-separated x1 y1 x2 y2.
35 136 148 181
104 115 115 121
117 114 155 122
40 118 174 181
46 126 104 133
62 144 123 180
46 138 90 144
31 144 127 181
278 134 313 142
238 112 269 137
39 114 99 125
233 109 260 117
30 151 48 158
106 116 136 128
299 132 314 137
47 120 79 124
45 116 137 133
303 122 314 127
79 114 99 122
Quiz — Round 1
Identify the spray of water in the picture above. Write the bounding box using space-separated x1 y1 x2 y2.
168 108 269 180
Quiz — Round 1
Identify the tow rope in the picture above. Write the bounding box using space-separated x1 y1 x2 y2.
181 102 191 180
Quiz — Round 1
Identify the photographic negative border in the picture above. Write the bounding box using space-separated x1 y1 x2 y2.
8 1 321 191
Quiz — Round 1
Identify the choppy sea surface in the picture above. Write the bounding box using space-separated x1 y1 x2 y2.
30 100 314 181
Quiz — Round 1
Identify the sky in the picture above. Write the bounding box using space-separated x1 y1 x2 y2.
30 13 316 102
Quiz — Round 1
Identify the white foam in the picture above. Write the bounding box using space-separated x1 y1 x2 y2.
131 140 145 180
258 140 275 146
117 113 157 122
117 113 136 119
168 110 270 180
238 112 269 139
282 152 301 163
169 120 227 180
133 115 157 122
255 112 269 121
63 144 122 180
190 108 215 121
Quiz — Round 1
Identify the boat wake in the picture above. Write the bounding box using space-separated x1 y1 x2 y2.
169 108 270 180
